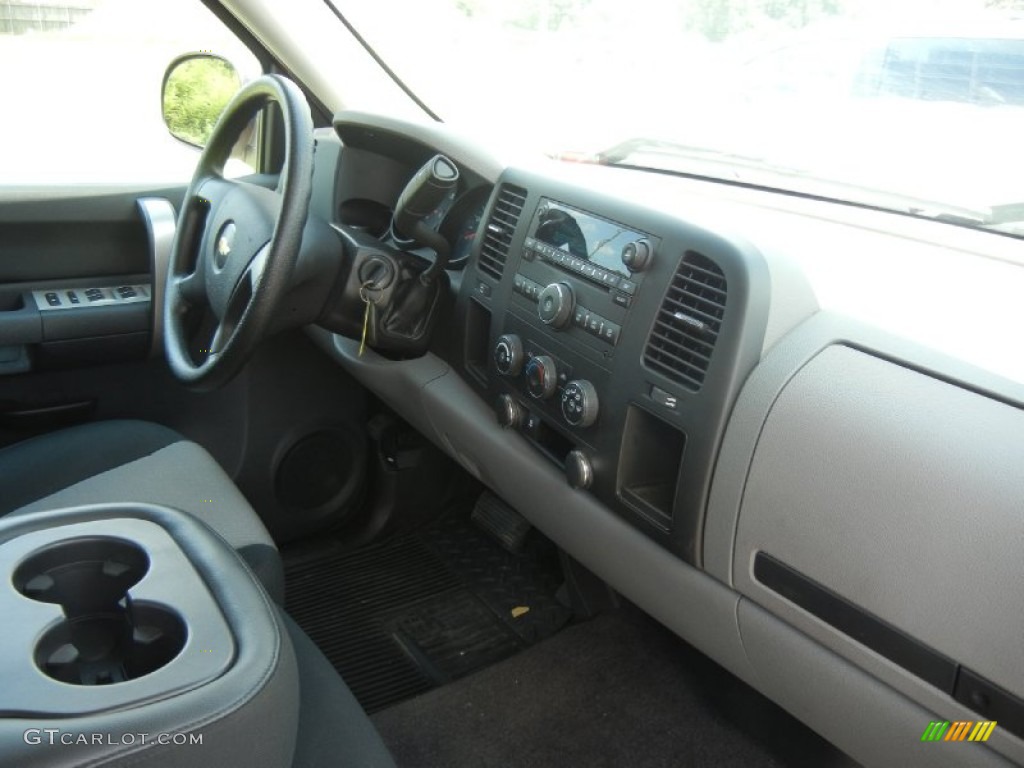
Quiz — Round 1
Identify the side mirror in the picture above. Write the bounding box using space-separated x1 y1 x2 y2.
161 54 242 148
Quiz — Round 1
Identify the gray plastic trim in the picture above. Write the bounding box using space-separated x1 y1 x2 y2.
137 197 176 357
32 285 149 311
334 110 507 184
738 598 1018 768
305 326 450 445
704 310 1024 584
702 312 1024 765
418 366 755 683
306 323 755 679
756 243 819 357
736 345 1024 692
0 296 42 346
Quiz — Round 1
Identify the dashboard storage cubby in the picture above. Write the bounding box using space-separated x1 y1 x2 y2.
14 537 185 687
618 405 686 531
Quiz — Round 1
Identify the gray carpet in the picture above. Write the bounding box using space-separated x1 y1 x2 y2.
372 604 860 767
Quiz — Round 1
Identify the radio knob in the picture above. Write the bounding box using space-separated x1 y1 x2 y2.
621 239 652 273
537 282 574 329
494 334 524 376
525 355 557 399
565 450 594 490
561 380 599 427
496 394 524 429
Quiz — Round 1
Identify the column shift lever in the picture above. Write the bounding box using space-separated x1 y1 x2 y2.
392 154 459 284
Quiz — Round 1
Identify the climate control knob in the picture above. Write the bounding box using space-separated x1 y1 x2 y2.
525 355 557 399
496 394 524 429
565 450 594 490
560 380 599 427
537 283 574 329
621 239 652 273
494 334 524 376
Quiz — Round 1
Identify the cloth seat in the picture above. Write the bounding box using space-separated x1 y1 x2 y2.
0 419 284 602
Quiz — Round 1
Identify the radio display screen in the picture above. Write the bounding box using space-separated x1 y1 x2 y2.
529 199 644 279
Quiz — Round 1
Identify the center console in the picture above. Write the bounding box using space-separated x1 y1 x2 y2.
5 517 230 713
0 504 298 768
458 169 770 565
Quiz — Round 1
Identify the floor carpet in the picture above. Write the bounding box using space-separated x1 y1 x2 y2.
284 512 571 713
371 604 861 768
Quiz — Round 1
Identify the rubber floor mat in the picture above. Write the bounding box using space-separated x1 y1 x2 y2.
284 513 571 713
419 514 572 644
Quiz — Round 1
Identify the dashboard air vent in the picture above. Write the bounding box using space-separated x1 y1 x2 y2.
477 184 527 281
643 251 727 391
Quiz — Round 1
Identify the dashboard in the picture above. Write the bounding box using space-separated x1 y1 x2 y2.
311 111 1024 768
328 122 493 269
454 170 769 567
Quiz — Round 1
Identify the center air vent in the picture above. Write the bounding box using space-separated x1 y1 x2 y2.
477 184 527 281
643 251 727 391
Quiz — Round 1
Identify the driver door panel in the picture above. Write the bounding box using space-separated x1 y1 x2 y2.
0 185 373 547
0 185 185 438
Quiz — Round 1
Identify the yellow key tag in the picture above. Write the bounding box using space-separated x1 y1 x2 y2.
358 281 374 357
360 296 376 358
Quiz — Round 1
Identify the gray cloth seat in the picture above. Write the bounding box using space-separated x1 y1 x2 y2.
284 612 397 768
0 420 397 768
0 419 284 602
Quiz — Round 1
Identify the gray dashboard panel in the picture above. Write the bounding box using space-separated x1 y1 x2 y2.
308 319 754 683
738 598 1015 768
704 311 1024 582
707 336 1024 765
732 343 1024 694
702 311 1024 764
305 326 450 446
334 111 506 184
418 366 756 686
314 111 1024 767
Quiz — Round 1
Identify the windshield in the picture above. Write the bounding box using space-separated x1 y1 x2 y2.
330 0 1024 233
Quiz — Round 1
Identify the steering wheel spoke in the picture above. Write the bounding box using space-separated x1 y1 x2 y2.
208 321 230 358
194 175 234 207
163 75 314 390
173 270 206 307
245 243 271 291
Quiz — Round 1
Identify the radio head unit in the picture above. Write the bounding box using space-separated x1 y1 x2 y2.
527 199 650 283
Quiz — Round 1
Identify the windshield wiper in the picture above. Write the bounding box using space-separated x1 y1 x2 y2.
595 137 766 169
553 137 771 175
571 137 1024 236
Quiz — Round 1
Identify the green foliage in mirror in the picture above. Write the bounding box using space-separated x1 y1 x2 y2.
162 56 241 147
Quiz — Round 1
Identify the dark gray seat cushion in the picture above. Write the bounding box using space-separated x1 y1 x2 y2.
284 611 397 768
0 419 284 602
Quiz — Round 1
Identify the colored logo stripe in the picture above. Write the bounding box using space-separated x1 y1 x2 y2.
921 720 997 743
944 721 973 741
969 722 998 742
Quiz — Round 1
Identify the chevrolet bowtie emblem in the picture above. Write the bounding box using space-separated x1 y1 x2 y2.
215 221 236 267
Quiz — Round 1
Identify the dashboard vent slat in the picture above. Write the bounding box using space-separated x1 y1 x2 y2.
643 251 727 391
477 184 527 281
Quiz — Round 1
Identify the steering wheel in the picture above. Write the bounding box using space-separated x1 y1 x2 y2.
164 75 314 390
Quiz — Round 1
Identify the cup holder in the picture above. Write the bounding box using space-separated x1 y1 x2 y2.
14 537 187 686
33 603 187 686
14 537 149 612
